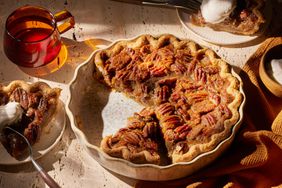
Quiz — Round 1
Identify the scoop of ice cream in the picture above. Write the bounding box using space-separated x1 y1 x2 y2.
0 102 23 131
201 0 237 24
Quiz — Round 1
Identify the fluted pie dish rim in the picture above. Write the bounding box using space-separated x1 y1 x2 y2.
66 34 246 180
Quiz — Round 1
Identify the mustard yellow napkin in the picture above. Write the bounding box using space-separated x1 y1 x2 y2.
135 37 282 188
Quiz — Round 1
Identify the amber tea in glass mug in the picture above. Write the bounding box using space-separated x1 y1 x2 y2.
4 5 75 68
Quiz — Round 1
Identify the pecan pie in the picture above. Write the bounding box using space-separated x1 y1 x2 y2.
0 81 61 158
96 34 243 164
101 108 162 164
191 0 265 35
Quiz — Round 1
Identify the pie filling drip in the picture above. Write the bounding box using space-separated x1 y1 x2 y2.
97 35 242 164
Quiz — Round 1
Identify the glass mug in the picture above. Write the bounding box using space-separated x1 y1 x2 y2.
3 5 75 68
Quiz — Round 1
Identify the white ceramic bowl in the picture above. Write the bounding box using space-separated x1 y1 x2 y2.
66 36 246 181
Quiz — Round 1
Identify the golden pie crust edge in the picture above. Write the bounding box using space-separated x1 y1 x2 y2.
96 34 243 164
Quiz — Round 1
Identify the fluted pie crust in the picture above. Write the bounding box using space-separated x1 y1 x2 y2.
0 80 61 158
191 0 265 35
96 35 243 164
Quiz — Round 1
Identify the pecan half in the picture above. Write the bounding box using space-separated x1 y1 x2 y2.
141 107 156 117
174 124 191 141
177 108 190 121
10 88 29 110
116 70 131 81
175 95 189 109
38 97 48 112
123 131 143 145
155 85 170 104
109 135 120 146
158 78 177 87
191 100 215 114
170 92 181 102
202 113 216 126
175 49 193 63
156 103 174 117
194 67 207 83
109 51 132 71
143 122 157 138
187 60 197 73
161 115 182 129
150 66 167 77
170 62 187 74
186 92 208 104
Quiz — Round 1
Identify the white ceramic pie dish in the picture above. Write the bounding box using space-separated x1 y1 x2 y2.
66 35 246 181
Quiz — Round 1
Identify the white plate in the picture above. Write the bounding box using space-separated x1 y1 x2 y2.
66 35 246 181
177 2 272 45
0 99 66 165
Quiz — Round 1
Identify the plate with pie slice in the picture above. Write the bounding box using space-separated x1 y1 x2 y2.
0 81 66 165
66 34 246 180
177 0 272 45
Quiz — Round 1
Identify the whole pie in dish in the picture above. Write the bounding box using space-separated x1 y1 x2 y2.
191 0 265 35
96 34 243 164
0 81 61 159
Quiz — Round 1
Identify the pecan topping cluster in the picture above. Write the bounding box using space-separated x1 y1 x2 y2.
108 108 159 154
6 87 51 145
99 35 240 164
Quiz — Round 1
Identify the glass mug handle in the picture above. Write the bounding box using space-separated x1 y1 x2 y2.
54 10 75 34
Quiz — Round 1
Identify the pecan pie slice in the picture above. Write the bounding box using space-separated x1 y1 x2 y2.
0 81 61 158
191 0 265 35
96 34 243 164
101 108 162 164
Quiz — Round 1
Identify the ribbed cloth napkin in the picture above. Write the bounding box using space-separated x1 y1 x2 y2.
135 37 282 188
